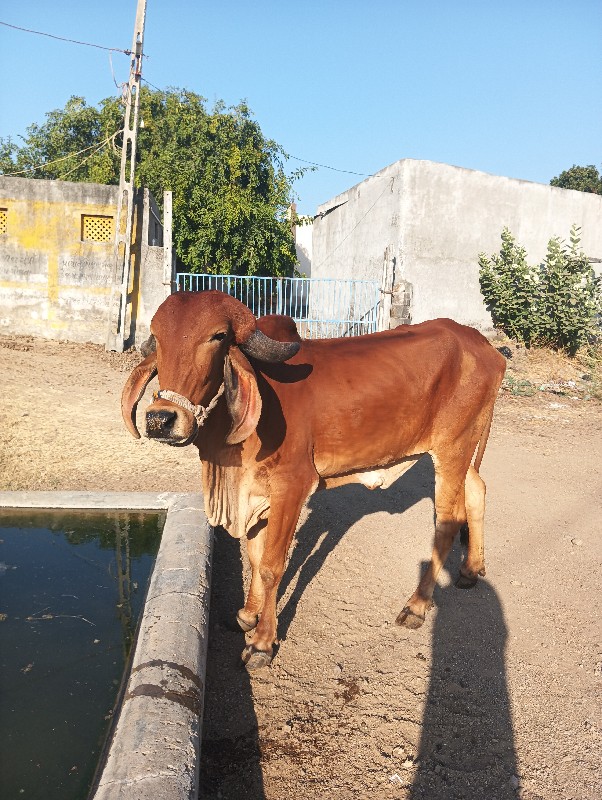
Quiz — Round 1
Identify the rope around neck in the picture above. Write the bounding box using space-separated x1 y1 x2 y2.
153 384 225 427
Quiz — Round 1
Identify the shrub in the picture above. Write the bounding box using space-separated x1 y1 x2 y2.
479 226 601 355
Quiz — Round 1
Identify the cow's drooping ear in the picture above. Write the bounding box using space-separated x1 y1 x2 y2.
223 348 262 445
121 353 158 438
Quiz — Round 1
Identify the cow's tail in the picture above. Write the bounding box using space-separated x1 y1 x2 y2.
473 406 495 474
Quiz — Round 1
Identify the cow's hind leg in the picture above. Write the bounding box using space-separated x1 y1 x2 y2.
396 455 465 629
237 521 267 632
456 465 487 589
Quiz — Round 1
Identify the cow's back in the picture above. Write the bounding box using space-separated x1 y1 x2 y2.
253 319 505 478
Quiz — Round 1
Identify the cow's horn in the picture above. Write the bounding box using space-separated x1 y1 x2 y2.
140 333 156 357
240 329 300 363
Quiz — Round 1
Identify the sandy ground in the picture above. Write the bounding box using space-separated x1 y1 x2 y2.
0 334 600 800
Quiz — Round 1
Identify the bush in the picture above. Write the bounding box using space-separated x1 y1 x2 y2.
479 226 601 355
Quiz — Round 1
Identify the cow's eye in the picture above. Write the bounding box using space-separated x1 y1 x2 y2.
211 332 227 342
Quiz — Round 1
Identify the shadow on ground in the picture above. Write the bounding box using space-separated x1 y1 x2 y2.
409 552 519 799
200 456 518 799
199 529 265 800
278 455 435 641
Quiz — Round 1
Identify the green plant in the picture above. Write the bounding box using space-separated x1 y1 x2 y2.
579 344 602 400
535 227 602 353
479 226 602 355
501 376 536 396
478 228 539 346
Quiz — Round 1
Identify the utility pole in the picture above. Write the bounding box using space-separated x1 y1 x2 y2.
162 190 173 298
106 0 147 351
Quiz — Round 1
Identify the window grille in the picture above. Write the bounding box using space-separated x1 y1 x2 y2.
81 214 113 243
0 209 7 236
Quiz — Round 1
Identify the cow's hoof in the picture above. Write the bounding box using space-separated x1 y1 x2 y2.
241 645 273 671
236 611 259 632
455 572 478 590
395 606 425 629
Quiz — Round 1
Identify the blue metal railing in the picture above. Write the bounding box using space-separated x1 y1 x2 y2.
175 273 381 339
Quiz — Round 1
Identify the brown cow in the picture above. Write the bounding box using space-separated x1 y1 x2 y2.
122 290 506 670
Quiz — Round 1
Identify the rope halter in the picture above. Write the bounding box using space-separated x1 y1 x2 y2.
152 384 225 428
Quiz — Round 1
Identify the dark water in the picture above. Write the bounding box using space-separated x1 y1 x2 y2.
0 509 165 800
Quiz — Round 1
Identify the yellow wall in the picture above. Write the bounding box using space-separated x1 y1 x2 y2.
0 177 162 347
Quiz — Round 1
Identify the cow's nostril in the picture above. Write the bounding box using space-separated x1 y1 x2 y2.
146 409 178 437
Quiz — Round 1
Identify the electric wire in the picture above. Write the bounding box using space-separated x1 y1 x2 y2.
0 19 132 54
312 178 395 270
2 21 381 184
288 154 374 177
57 138 116 180
4 130 123 177
108 51 126 91
141 77 163 93
1 32 376 196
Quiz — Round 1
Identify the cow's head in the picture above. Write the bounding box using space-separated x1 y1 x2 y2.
121 291 300 447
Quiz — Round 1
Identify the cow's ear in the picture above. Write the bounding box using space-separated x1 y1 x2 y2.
224 348 262 445
121 353 158 438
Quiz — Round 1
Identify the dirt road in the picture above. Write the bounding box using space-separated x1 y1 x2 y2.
1 335 600 800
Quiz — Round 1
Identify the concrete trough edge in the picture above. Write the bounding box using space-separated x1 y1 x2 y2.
0 491 213 800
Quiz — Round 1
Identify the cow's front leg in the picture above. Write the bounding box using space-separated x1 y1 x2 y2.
237 521 267 632
242 484 312 671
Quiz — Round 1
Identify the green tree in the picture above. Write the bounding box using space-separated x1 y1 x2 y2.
0 89 299 276
0 137 20 174
479 226 601 355
0 96 119 183
550 164 602 194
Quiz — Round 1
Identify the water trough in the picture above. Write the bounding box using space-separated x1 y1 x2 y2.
0 491 212 800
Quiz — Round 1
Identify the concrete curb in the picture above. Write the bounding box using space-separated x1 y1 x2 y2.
0 491 212 800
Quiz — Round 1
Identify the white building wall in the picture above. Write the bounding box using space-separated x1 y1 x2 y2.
294 222 313 277
312 159 602 329
312 162 401 284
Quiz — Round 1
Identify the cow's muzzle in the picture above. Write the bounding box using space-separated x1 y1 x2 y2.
145 405 197 446
145 385 225 446
146 408 178 438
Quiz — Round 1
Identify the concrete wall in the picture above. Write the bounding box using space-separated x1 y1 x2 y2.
312 159 602 329
294 220 313 277
0 176 167 348
313 163 400 285
133 189 171 348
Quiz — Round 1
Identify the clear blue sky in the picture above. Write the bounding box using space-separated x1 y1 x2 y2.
1 1 600 214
